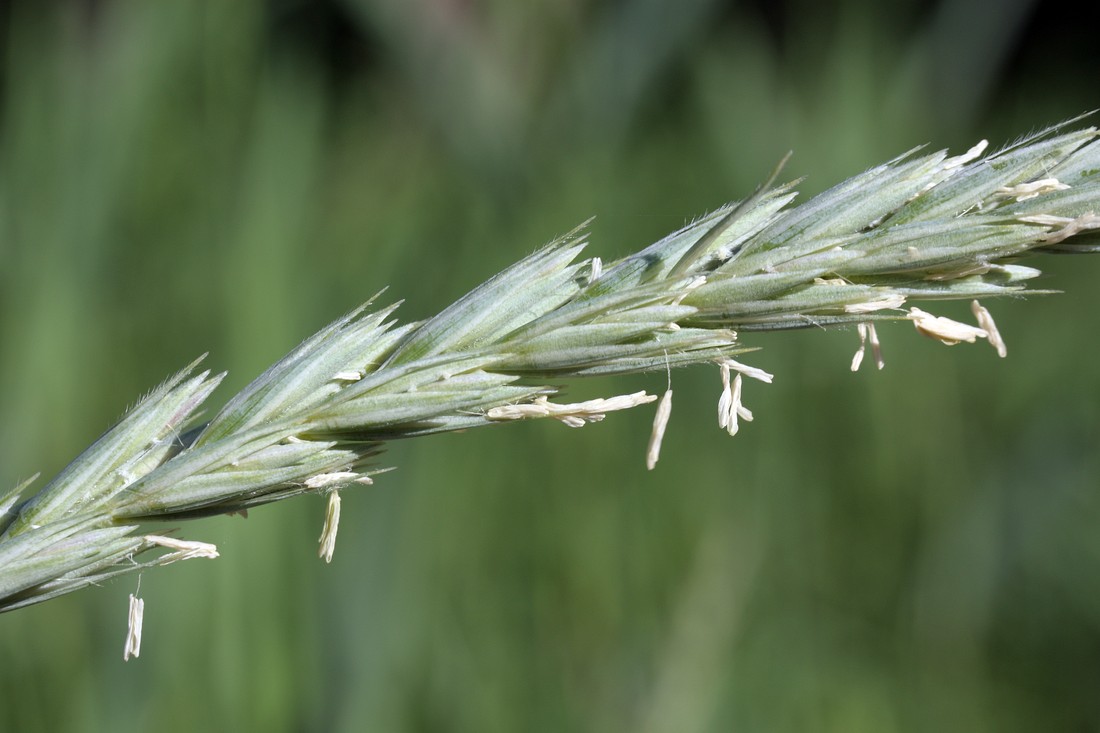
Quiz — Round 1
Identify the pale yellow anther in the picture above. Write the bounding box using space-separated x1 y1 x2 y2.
908 307 987 346
851 323 868 372
123 594 144 662
1021 212 1100 244
971 300 1007 358
943 139 988 170
717 364 731 428
486 392 657 427
318 490 341 564
305 471 360 489
995 177 1069 202
867 323 884 369
145 535 219 561
589 257 603 284
720 358 774 384
645 390 673 471
726 374 745 436
844 294 906 314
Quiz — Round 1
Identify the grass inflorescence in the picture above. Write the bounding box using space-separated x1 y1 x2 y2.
2 119 1099 653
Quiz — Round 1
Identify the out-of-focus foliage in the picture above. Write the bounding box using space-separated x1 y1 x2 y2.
1 1 1098 730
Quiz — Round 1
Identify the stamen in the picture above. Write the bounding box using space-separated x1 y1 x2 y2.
943 139 988 170
123 594 144 661
305 471 360 489
717 363 732 429
145 535 219 561
844 294 906 314
589 257 603 284
1020 212 1100 244
318 490 341 564
908 307 987 346
486 392 657 427
851 323 868 372
646 390 673 471
867 323 884 369
971 300 1007 358
720 358 774 384
727 374 744 436
995 177 1069 202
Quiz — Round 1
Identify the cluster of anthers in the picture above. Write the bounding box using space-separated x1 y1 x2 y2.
850 299 1007 372
653 297 1008 481
485 298 1010 481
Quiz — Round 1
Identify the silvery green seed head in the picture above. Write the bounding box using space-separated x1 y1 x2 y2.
2 117 1099 618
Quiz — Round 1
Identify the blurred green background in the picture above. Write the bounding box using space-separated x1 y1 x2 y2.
2 1 1099 730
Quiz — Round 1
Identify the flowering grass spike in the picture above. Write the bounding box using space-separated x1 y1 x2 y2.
2 120 1099 658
